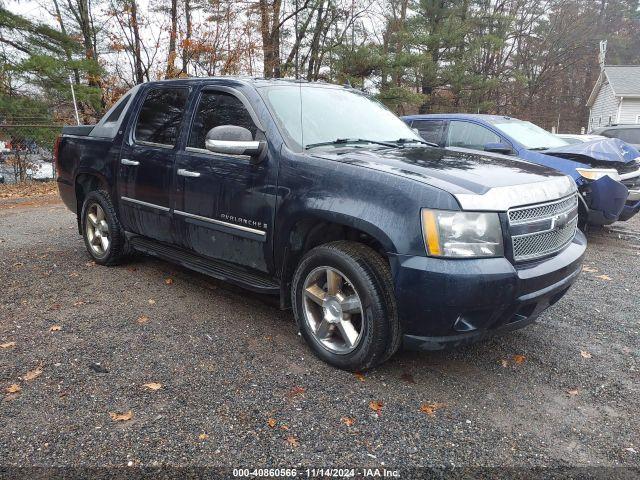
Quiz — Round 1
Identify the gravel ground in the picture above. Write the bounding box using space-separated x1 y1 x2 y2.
0 194 639 471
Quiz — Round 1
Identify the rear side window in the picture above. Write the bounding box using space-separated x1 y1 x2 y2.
411 120 445 145
604 128 640 144
134 87 189 146
188 91 257 149
445 120 501 149
89 86 140 138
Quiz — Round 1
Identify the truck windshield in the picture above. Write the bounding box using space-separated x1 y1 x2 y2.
490 119 568 150
262 85 422 150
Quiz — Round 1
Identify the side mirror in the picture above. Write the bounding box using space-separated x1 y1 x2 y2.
484 142 513 155
205 125 265 160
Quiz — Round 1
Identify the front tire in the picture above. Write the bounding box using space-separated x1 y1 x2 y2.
291 241 401 371
81 190 127 265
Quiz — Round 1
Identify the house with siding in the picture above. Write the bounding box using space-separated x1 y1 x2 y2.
587 65 640 132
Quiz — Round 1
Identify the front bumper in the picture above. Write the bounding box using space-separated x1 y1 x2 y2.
390 230 586 351
584 168 640 224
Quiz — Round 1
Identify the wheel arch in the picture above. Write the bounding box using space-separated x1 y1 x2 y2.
277 212 395 308
74 171 111 233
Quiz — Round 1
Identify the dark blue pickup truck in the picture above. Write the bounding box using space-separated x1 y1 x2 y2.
54 78 586 370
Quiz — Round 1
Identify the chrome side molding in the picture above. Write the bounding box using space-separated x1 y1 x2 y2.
174 210 266 236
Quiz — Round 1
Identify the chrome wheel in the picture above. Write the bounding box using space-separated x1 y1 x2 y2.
85 203 110 257
302 266 364 354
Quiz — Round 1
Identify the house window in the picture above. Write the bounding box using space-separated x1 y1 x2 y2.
598 117 602 126
608 115 612 126
637 115 640 124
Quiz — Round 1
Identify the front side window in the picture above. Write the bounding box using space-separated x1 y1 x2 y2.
445 121 501 150
412 120 445 145
490 119 567 150
262 85 421 150
134 87 189 146
188 91 257 149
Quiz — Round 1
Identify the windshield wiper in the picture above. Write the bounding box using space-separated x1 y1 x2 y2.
529 147 549 151
305 138 398 150
392 138 438 147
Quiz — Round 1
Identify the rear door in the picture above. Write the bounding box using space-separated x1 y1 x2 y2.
410 119 447 146
172 86 277 273
118 86 190 243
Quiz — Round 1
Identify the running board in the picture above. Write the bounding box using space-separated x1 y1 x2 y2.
128 235 280 294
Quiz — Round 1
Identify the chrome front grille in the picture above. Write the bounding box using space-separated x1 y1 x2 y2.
508 193 579 262
508 194 578 225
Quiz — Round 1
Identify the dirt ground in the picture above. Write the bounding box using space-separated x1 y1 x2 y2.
0 192 639 472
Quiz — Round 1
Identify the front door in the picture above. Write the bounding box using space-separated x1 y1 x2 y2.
118 86 190 243
173 87 277 273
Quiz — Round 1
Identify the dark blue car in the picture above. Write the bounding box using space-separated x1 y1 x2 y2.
403 114 640 226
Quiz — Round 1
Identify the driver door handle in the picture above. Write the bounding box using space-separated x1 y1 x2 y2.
120 158 139 166
177 169 201 178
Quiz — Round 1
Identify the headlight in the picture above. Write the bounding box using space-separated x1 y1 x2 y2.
576 168 620 181
421 209 504 258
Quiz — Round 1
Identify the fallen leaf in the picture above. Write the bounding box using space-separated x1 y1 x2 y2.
142 382 162 391
164 278 174 285
580 350 592 359
69 271 79 277
279 424 289 431
85 261 96 267
49 304 61 311
419 402 446 416
369 400 383 415
136 315 149 325
582 266 598 273
72 301 85 307
5 384 21 394
340 416 355 426
0 341 16 349
126 267 137 272
400 372 416 384
49 325 62 332
287 386 305 398
267 418 277 428
567 388 580 396
624 447 638 454
354 372 365 382
286 436 299 448
148 299 156 305
198 433 209 440
513 354 526 365
109 410 133 421
596 274 612 281
500 359 509 368
24 365 43 381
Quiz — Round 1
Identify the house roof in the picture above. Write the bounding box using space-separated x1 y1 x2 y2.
587 65 640 106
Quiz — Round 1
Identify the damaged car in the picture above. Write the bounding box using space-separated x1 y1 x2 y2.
403 114 640 226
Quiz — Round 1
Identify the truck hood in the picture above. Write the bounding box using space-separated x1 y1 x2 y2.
543 138 640 171
312 146 575 211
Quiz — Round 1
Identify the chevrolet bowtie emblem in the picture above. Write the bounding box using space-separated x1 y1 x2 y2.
551 211 571 230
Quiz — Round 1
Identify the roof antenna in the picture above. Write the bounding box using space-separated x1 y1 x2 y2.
68 74 80 125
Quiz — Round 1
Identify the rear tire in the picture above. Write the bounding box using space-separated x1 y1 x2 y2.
291 241 401 371
81 190 127 265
